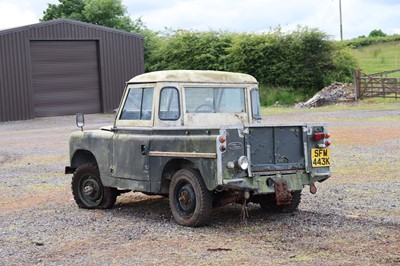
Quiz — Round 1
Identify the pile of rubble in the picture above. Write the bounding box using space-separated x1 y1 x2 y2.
295 82 355 108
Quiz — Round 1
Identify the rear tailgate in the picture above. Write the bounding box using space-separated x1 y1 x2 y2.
246 126 306 173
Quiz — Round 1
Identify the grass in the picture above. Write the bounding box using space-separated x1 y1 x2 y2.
262 98 400 116
352 42 400 75
259 41 400 107
260 85 309 106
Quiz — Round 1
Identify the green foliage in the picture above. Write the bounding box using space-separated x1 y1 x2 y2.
369 29 387 38
41 0 86 21
146 27 354 96
83 0 131 31
41 0 137 32
328 42 358 83
228 27 339 93
351 42 400 75
259 85 308 106
344 34 400 48
146 29 233 72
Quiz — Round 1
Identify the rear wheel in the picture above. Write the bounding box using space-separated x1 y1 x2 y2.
169 168 212 227
71 164 117 209
259 191 302 213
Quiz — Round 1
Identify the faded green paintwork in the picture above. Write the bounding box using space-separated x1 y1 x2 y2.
67 70 331 200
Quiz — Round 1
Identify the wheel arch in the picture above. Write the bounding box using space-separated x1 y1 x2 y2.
71 149 98 169
162 158 194 180
158 157 217 193
157 158 193 194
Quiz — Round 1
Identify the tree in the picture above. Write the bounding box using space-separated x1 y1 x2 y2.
83 0 133 31
145 29 234 72
41 0 137 32
228 27 338 93
368 29 387 38
41 0 86 22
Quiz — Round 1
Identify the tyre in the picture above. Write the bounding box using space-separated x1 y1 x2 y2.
169 168 212 227
259 190 302 213
71 164 117 209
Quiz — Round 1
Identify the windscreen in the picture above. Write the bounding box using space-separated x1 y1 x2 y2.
185 87 245 113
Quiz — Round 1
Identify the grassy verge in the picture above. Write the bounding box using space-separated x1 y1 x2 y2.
260 85 311 106
262 98 400 116
351 42 400 75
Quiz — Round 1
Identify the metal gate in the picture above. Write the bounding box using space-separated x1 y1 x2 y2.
354 69 400 99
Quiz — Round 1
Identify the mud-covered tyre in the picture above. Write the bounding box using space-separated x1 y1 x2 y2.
169 168 212 227
71 164 117 209
259 190 302 213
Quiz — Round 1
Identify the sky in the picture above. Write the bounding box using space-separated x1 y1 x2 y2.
0 0 399 40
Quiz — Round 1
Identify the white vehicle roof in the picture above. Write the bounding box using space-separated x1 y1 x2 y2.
128 70 258 84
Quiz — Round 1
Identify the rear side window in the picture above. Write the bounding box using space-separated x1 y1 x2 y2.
159 87 180 120
120 88 154 120
251 88 261 120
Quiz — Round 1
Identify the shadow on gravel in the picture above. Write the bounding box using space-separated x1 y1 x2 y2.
107 192 400 232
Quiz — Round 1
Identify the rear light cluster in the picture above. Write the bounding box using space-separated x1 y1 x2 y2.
218 135 227 152
313 131 331 147
218 133 250 172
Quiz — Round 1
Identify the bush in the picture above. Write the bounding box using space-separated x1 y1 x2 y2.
228 27 340 94
344 34 400 48
143 26 358 98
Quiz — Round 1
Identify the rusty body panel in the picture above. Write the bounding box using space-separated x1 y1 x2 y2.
66 70 332 226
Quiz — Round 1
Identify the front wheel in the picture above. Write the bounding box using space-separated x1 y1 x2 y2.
169 168 212 227
71 164 117 209
259 190 302 213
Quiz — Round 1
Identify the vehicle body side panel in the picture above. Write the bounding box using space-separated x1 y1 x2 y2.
69 130 113 179
148 130 219 191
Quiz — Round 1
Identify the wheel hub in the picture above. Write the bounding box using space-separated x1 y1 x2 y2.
80 176 102 205
83 185 94 196
178 185 195 212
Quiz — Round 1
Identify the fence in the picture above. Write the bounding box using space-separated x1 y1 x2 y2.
354 69 400 99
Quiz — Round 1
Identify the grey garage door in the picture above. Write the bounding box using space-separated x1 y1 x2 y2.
30 40 101 117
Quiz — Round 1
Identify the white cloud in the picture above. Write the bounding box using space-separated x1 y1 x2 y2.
0 0 398 40
126 0 400 39
0 3 37 30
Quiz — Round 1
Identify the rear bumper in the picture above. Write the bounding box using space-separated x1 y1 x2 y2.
222 171 330 194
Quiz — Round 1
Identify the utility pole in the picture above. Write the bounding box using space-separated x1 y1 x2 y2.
339 0 343 40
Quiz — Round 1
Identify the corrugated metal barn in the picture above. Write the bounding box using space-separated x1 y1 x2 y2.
0 19 144 122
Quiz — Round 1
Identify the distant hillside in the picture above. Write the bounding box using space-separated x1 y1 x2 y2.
350 41 400 77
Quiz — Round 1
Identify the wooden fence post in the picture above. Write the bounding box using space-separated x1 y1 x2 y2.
354 68 361 100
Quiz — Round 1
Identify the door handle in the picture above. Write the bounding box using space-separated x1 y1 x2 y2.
141 145 146 155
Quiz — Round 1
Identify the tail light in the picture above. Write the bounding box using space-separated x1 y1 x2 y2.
313 130 331 147
325 140 331 147
313 132 325 141
218 134 227 153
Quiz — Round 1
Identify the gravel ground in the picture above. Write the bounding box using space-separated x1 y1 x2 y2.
1 104 400 265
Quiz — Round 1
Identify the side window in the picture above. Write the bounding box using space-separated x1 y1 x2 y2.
159 87 180 120
251 88 261 120
120 88 154 120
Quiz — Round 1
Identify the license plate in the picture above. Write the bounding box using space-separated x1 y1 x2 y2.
311 148 331 167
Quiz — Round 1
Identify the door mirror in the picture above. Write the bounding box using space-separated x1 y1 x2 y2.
76 113 85 131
